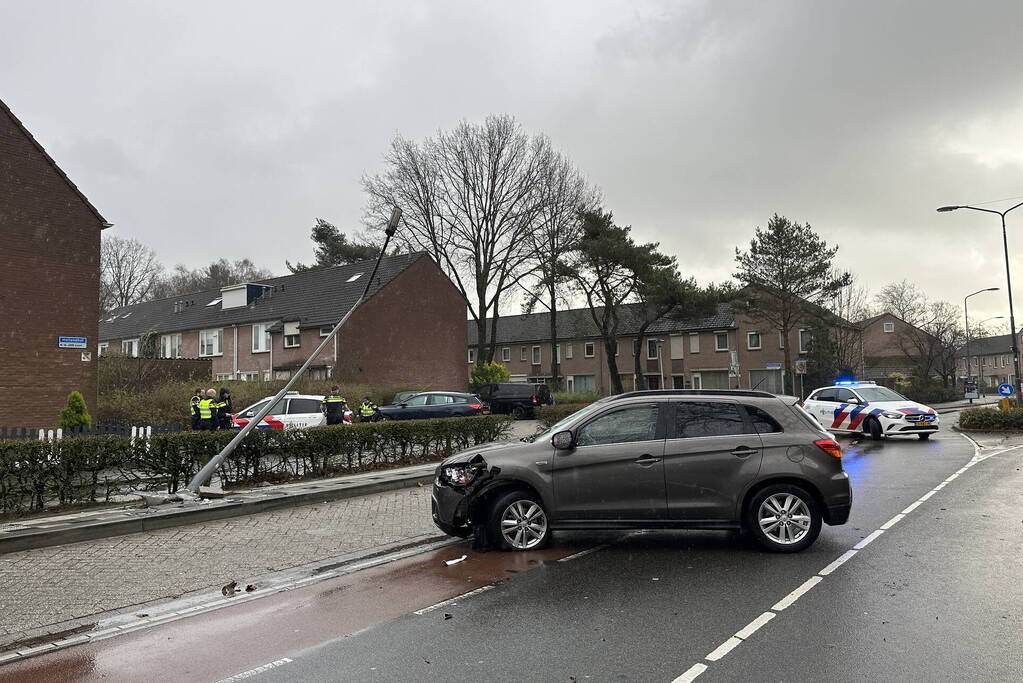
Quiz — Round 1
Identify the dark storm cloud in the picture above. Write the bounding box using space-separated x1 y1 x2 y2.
2 0 1022 322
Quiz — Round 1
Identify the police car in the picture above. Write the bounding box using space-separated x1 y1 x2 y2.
802 381 939 440
231 392 352 430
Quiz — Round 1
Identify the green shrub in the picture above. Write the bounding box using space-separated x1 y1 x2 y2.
59 391 92 431
469 361 511 392
958 407 1023 431
553 391 601 405
900 383 961 405
536 403 594 429
0 415 511 517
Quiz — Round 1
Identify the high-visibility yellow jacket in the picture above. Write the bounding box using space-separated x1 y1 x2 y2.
198 398 214 420
358 401 377 417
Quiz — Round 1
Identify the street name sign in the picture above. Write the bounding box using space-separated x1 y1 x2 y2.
58 336 87 349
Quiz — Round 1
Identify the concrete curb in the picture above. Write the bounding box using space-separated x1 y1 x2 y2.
0 465 437 555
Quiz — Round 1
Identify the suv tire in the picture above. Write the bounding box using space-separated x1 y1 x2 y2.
511 405 526 420
745 484 821 553
489 490 550 551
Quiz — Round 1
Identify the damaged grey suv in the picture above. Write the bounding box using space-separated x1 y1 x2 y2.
432 390 852 553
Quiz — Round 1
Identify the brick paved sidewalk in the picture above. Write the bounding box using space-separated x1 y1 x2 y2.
0 486 436 646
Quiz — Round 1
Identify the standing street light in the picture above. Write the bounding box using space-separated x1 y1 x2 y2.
963 287 999 388
972 315 1005 395
656 339 666 390
939 201 1023 399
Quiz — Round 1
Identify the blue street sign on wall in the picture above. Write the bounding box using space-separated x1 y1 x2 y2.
998 383 1014 397
58 336 88 349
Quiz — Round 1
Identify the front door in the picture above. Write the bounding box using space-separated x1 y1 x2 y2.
552 402 667 521
663 400 764 521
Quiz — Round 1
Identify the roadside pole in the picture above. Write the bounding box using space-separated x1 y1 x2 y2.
183 207 403 494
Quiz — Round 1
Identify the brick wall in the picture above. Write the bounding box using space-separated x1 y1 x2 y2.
0 103 106 428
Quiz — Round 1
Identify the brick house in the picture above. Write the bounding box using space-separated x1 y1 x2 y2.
0 98 111 427
955 330 1023 389
468 302 860 396
856 313 945 382
99 253 467 390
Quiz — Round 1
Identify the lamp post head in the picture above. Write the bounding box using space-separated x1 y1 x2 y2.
936 205 960 213
986 287 1000 292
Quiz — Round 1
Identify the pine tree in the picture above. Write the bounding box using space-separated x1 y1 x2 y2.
59 391 93 431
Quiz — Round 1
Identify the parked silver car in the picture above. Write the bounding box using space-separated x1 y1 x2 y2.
432 390 851 553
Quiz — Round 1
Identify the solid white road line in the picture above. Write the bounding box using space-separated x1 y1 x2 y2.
557 544 609 562
214 657 293 682
818 549 857 576
771 576 823 611
705 636 743 662
671 663 708 683
853 529 885 549
734 611 776 640
413 585 495 615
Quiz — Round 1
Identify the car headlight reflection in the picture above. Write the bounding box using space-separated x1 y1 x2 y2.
882 411 904 419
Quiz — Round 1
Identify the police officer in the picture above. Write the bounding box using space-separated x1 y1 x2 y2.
216 387 233 430
190 388 203 430
358 396 378 422
321 385 347 426
198 389 218 431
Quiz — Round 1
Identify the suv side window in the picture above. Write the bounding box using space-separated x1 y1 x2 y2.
406 394 430 406
674 401 746 438
428 394 455 405
576 404 660 447
742 405 783 434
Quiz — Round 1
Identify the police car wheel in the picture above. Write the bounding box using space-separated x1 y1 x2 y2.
866 417 882 440
918 433 931 440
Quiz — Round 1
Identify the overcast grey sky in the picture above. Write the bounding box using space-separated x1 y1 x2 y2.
4 0 1023 324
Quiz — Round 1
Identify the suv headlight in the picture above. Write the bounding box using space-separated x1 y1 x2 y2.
881 411 904 419
442 464 482 486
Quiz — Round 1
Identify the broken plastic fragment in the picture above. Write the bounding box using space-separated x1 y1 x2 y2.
445 555 468 566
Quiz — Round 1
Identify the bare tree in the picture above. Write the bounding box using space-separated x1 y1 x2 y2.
876 281 964 385
100 236 164 310
363 115 549 362
828 275 872 375
151 258 273 299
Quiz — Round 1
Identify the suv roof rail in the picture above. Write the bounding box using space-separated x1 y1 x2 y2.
613 389 777 399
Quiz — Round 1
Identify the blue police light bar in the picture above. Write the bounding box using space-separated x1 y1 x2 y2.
835 380 857 385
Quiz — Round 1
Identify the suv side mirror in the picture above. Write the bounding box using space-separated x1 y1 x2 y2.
551 431 574 450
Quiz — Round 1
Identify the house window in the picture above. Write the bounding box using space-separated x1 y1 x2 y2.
556 344 561 363
520 346 527 362
584 342 595 358
689 333 700 353
615 342 620 356
215 373 233 381
160 333 182 359
715 332 728 351
320 326 333 337
647 339 659 359
799 329 811 354
572 374 596 393
981 357 986 366
238 371 259 381
532 345 541 365
283 322 301 348
252 322 271 353
565 343 573 360
97 342 108 357
501 347 511 362
121 338 140 357
1003 355 1008 367
747 332 762 350
883 322 895 333
468 348 475 363
199 329 222 357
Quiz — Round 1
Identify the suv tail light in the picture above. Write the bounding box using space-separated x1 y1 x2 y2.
531 395 538 405
814 439 842 458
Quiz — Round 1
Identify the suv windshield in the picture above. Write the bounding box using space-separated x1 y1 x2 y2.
855 386 907 402
528 400 608 442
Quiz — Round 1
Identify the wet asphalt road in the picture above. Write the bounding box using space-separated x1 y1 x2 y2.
4 428 1022 682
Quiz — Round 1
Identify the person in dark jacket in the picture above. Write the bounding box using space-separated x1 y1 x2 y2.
190 388 203 430
321 386 347 426
216 387 233 430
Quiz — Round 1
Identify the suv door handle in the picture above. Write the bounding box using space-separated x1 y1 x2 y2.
633 455 662 466
731 447 759 457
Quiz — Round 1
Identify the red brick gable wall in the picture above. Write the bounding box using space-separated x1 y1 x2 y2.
0 105 105 427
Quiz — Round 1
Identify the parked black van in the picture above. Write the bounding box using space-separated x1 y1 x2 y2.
476 383 553 419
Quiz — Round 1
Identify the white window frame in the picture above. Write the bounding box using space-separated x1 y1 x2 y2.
160 333 182 359
468 348 476 363
122 338 140 358
565 343 573 360
239 371 259 381
199 328 222 357
778 330 785 349
689 333 700 353
97 342 109 357
531 345 541 365
883 321 895 333
501 347 511 362
520 346 527 362
647 339 659 360
746 331 761 350
714 331 728 352
798 329 811 354
283 322 301 349
252 322 272 353
584 342 595 358
215 373 233 381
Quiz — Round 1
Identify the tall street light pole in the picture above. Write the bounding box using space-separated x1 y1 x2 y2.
964 287 999 389
939 201 1023 400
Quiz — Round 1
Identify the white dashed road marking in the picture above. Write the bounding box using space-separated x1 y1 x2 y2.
667 435 1021 681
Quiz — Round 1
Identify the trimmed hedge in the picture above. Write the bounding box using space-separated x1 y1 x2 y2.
958 408 1023 431
0 416 510 518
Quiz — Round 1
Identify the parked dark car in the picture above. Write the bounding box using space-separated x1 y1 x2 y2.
475 383 553 419
432 389 851 553
391 390 424 405
377 391 484 421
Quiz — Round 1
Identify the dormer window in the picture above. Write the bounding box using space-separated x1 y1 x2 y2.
346 273 364 283
206 298 222 307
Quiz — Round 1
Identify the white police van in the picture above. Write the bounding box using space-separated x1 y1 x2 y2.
802 381 939 440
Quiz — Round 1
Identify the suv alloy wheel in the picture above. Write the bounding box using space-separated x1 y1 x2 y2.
489 490 550 550
745 484 822 553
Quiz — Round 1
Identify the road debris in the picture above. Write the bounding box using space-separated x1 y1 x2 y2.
445 555 468 566
443 613 453 620
222 581 238 596
245 584 257 592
